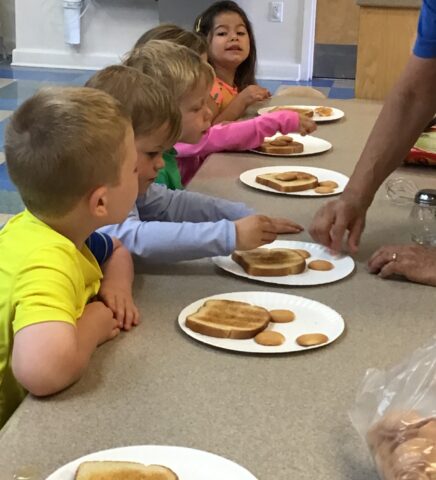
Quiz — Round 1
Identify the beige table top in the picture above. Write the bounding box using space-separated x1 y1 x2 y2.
1 98 435 480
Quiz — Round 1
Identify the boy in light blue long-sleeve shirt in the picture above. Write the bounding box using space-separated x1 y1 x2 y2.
86 57 302 263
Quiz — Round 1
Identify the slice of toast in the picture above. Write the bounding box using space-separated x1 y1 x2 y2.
75 461 178 480
232 248 306 276
257 135 304 155
186 299 271 339
256 171 318 192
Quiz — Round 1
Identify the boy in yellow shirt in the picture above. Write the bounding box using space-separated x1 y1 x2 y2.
0 87 139 428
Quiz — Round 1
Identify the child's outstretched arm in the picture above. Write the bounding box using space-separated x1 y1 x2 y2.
12 301 119 397
176 110 316 160
234 215 304 250
98 238 139 331
212 85 270 124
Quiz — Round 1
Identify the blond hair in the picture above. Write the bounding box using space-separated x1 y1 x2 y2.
133 23 207 56
5 87 130 217
86 65 181 143
124 40 214 101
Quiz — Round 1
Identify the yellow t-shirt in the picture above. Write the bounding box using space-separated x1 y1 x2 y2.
0 210 102 428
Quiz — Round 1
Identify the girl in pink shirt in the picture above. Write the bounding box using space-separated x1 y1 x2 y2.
176 110 316 185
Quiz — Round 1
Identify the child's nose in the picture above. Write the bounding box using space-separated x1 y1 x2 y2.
154 154 165 171
205 105 213 122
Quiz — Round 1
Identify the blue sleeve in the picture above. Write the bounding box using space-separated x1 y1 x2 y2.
137 183 254 222
98 207 237 263
85 231 114 265
413 0 436 58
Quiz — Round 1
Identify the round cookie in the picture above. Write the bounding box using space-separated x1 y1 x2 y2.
308 260 334 271
275 172 298 182
254 331 285 346
296 333 328 347
318 180 338 189
270 138 290 147
269 309 295 323
294 249 311 259
315 186 334 194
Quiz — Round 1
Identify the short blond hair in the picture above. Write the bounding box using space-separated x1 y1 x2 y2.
133 23 208 56
5 87 130 217
86 65 181 143
124 40 214 101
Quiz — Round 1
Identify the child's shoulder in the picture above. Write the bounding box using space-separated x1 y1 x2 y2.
0 211 78 273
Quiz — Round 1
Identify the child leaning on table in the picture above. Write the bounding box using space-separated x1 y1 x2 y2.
124 39 316 187
0 87 139 429
85 64 303 263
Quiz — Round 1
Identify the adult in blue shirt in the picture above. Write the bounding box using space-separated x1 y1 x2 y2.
310 0 436 286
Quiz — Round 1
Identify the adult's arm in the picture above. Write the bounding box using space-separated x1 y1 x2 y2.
310 55 436 252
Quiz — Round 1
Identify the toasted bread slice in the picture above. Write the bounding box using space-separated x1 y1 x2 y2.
75 461 178 480
232 248 306 276
257 140 304 155
271 106 314 118
186 299 271 339
256 171 318 192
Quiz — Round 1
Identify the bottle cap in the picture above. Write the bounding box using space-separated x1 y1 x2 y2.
414 189 436 206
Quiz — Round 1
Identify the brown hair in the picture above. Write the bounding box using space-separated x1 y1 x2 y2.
86 64 181 142
194 1 257 90
124 40 214 102
5 87 130 217
133 23 207 56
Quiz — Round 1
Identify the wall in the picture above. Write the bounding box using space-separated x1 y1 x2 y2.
13 0 159 69
0 0 15 53
13 0 315 80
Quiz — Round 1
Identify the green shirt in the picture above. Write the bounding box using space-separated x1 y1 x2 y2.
155 148 183 190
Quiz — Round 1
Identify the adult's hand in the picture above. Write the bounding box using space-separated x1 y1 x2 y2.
309 197 367 253
368 244 436 287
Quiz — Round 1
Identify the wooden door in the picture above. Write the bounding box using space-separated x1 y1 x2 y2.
314 0 360 78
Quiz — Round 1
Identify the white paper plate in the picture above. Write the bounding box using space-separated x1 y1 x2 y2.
240 166 349 197
213 240 355 286
178 291 345 353
257 104 345 122
46 445 257 480
250 132 332 157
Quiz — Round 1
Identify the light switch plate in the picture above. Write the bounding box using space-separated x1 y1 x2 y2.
269 1 284 22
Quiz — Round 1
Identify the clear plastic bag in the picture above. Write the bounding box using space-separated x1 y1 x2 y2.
350 339 436 480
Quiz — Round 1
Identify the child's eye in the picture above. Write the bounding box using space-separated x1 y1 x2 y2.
147 151 159 158
216 31 227 36
237 31 246 36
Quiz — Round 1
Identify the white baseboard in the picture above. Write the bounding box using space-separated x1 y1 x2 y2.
12 49 308 83
256 60 301 81
12 48 121 70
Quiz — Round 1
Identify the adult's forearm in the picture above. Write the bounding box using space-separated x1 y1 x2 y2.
343 55 436 207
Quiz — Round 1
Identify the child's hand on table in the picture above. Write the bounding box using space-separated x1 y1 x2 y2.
298 115 317 136
98 284 140 331
81 301 121 345
269 217 304 234
234 215 303 250
239 85 271 107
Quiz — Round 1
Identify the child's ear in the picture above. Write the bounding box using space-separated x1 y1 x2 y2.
88 186 109 218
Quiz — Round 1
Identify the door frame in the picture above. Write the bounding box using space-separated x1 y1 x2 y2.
301 0 317 80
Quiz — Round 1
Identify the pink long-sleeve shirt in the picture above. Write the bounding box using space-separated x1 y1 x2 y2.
175 110 301 185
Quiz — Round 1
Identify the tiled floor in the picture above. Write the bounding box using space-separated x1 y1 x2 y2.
0 61 355 218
